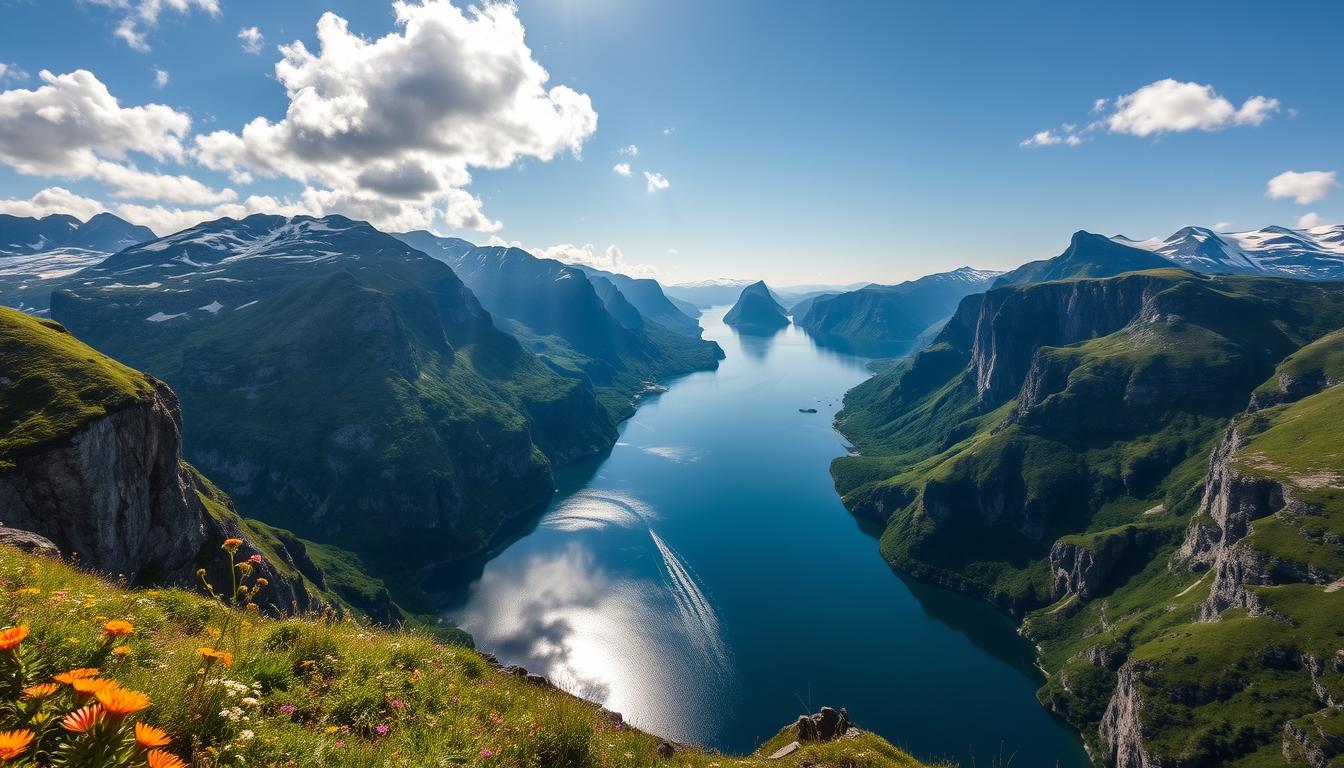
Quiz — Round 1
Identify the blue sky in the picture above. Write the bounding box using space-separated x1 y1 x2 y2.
1 0 1341 284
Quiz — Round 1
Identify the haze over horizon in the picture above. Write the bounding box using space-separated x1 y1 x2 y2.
0 0 1341 284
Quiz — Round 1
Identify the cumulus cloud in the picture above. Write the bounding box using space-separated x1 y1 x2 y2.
1213 221 1234 231
1296 212 1336 229
643 171 669 192
1020 130 1061 147
153 67 169 88
535 243 656 277
1266 170 1338 205
617 144 638 157
0 63 28 84
194 1 597 232
0 186 106 221
612 162 631 177
86 0 221 52
1105 79 1279 137
238 26 264 54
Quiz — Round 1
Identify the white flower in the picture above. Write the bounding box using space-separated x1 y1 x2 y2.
239 730 255 741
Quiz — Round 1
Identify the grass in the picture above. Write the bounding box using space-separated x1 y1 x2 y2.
0 545 926 768
0 307 154 469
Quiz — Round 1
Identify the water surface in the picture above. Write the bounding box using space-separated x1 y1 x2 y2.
440 307 1087 766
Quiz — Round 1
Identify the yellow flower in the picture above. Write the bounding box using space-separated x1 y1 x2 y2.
197 647 233 667
95 686 151 717
222 537 244 553
205 627 222 639
113 645 133 659
135 722 172 748
103 619 134 638
0 729 34 761
53 668 99 684
0 625 29 652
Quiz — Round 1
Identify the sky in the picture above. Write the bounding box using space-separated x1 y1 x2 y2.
0 0 1342 285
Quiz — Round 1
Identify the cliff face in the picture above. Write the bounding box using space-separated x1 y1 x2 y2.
0 377 318 615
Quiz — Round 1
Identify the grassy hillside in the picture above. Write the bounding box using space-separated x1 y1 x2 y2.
0 545 925 768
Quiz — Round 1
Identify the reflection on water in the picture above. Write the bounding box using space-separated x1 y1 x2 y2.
440 307 1089 766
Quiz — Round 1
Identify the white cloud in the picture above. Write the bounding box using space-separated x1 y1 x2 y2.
1105 79 1279 137
1091 98 1108 113
238 26 264 55
616 144 638 157
0 69 191 176
1213 220 1233 231
194 1 597 233
643 171 669 192
153 67 169 88
92 160 234 204
0 63 29 84
535 242 656 277
86 0 222 52
0 186 106 221
1296 212 1336 229
1266 170 1338 205
1020 130 1062 147
662 127 675 136
1064 134 1082 147
612 162 631 177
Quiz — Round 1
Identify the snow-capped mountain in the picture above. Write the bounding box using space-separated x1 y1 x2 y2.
0 212 156 311
1117 224 1344 280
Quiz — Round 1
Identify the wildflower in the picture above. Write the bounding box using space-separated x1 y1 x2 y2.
54 668 100 684
239 730 254 741
389 698 405 710
206 627 222 639
278 704 296 715
146 749 189 768
135 723 172 749
0 730 34 761
103 619 134 638
255 578 268 587
22 682 60 700
0 625 29 651
222 538 244 553
375 724 390 736
95 686 151 716
71 677 117 696
197 647 234 666
61 705 102 733
480 749 493 758
249 554 263 565
113 645 133 658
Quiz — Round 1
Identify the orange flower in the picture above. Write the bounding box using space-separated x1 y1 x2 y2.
53 668 100 684
113 645 133 658
22 682 60 700
146 749 188 768
61 705 102 733
95 686 151 717
0 625 29 652
134 722 171 749
197 647 233 666
222 537 244 552
103 620 134 638
71 678 116 696
0 729 34 761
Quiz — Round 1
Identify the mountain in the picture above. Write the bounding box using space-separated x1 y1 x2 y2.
568 263 703 336
724 280 789 329
48 214 617 602
796 267 1000 344
0 212 156 312
787 292 840 319
1119 223 1344 280
832 267 1344 763
394 230 722 421
665 278 755 309
0 306 403 622
993 230 1175 288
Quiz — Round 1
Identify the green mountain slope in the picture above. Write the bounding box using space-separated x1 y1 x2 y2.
833 269 1344 763
993 231 1176 288
724 280 788 329
47 215 615 605
797 266 999 344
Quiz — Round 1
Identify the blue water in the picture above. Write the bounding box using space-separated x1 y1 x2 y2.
439 307 1088 767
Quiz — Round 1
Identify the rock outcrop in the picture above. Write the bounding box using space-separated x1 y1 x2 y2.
1049 527 1141 602
794 706 855 742
1099 663 1159 768
0 376 318 616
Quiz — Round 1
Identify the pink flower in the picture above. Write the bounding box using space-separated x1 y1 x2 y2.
249 554 263 565
334 740 345 748
389 698 405 710
278 704 296 714
480 749 493 758
375 724 390 736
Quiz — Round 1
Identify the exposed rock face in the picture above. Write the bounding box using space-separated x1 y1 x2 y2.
1284 709 1344 767
970 273 1170 409
1099 663 1166 768
0 378 315 615
0 527 59 557
1050 527 1140 601
794 706 853 742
